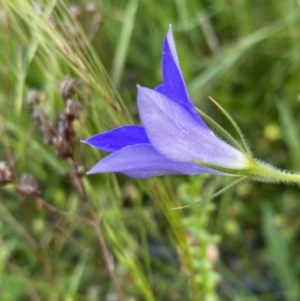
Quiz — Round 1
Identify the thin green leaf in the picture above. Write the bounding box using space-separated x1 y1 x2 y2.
209 96 252 156
172 176 246 210
196 107 245 153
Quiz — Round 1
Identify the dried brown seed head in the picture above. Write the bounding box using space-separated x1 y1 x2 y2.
0 161 13 185
53 136 73 158
20 173 39 195
41 123 56 144
76 165 85 177
65 99 80 120
59 77 79 102
26 90 41 109
57 115 74 139
86 3 97 12
69 5 82 19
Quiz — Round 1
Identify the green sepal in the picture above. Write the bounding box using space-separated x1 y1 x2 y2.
193 159 255 177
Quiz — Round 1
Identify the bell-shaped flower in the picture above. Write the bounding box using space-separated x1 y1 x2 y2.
82 26 251 178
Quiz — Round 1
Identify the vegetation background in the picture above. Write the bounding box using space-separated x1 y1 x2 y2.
1 0 300 300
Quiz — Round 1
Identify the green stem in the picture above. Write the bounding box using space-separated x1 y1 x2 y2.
195 158 300 184
251 161 300 183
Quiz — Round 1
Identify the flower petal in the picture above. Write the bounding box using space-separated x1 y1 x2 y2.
138 86 250 169
157 25 209 129
81 125 149 152
86 144 224 178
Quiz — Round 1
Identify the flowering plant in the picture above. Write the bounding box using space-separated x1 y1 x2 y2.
82 26 300 185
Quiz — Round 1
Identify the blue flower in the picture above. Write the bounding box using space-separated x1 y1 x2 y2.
82 26 250 178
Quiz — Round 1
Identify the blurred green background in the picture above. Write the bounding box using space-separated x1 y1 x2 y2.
1 0 300 300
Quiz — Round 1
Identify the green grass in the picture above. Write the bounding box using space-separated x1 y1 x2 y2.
1 0 300 300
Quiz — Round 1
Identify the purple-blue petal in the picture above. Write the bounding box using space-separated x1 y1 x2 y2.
82 125 149 152
138 86 250 169
86 144 225 178
158 25 209 130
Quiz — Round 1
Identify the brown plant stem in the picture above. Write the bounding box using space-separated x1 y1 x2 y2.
11 185 58 287
15 180 125 300
2 130 59 291
67 157 126 301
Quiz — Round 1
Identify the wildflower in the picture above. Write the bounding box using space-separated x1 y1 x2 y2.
82 26 252 178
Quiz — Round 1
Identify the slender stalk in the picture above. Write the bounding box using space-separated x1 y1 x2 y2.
251 161 300 183
197 158 300 184
67 157 126 301
9 153 125 301
8 185 58 288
